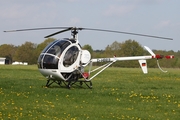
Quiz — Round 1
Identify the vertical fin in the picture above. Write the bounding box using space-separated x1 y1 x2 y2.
144 46 155 56
138 60 148 74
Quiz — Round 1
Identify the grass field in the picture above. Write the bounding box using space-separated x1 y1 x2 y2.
0 65 180 120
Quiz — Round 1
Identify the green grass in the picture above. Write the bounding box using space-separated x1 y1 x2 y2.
0 65 180 120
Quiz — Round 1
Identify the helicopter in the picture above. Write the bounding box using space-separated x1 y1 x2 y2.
4 27 174 89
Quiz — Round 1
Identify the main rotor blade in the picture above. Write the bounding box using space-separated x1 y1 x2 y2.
4 27 70 32
4 26 173 40
81 28 173 40
44 27 72 38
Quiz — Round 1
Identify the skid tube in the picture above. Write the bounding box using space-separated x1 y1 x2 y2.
45 79 92 89
63 80 92 89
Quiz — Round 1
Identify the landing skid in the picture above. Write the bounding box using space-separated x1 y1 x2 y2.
45 79 92 89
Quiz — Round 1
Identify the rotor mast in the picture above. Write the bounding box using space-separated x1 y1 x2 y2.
71 28 78 39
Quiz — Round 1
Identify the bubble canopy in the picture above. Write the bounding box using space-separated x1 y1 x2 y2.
37 39 80 69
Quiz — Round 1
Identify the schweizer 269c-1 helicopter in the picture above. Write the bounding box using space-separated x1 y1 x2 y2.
4 27 174 88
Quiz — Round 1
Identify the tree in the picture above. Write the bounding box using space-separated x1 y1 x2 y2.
120 39 144 56
0 44 16 64
103 40 145 67
119 40 145 67
104 41 121 57
36 38 55 53
82 44 93 53
35 38 55 61
14 42 37 64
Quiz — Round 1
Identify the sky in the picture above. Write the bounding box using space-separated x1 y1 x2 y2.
0 0 179 51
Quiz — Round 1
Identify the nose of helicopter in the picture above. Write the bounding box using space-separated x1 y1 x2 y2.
37 38 91 82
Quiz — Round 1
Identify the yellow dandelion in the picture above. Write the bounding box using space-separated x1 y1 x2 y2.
66 95 69 98
178 104 180 107
8 113 11 119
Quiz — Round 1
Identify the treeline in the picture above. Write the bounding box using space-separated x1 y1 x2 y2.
0 38 179 68
0 38 55 64
83 40 180 68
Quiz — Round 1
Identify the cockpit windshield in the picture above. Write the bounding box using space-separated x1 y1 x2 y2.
42 40 70 56
38 39 71 69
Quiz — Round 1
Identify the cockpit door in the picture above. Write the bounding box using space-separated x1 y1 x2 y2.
59 44 81 72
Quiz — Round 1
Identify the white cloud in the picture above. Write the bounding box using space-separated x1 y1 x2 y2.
160 20 171 27
104 5 135 17
133 0 165 4
68 18 81 26
66 0 73 1
155 20 171 29
0 4 25 19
